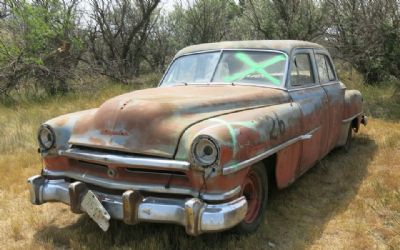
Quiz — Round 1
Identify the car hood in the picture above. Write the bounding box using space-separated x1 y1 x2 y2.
69 85 289 158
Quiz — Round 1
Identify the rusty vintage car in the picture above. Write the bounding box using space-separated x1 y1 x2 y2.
28 40 367 235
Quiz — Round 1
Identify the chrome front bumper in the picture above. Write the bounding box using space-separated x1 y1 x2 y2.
27 175 247 235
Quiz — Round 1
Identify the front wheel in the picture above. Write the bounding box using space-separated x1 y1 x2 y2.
235 162 268 233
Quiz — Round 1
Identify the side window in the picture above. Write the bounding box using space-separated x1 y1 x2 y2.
316 54 336 83
290 53 314 86
326 57 336 81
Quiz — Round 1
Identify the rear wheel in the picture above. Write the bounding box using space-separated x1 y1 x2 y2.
235 162 268 233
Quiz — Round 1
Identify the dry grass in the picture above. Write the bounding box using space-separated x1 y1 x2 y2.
0 76 399 249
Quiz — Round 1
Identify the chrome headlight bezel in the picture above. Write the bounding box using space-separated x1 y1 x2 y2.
37 124 56 150
191 135 220 168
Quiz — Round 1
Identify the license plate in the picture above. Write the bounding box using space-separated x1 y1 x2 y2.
81 190 111 231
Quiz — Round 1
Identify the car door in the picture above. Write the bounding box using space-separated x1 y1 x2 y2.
288 49 330 175
314 50 345 156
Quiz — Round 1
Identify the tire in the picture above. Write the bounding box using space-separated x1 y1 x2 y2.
235 162 268 233
344 125 353 152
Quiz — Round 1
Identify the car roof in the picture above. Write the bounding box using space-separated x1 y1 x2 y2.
175 40 326 58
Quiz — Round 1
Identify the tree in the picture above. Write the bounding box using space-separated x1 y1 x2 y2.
0 1 10 18
325 0 400 83
169 0 240 47
0 0 83 96
142 11 175 73
87 0 160 80
243 0 327 40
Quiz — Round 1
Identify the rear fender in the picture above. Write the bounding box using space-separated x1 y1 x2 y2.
343 90 362 121
337 90 364 147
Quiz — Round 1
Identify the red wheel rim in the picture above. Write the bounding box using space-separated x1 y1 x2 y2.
241 169 262 223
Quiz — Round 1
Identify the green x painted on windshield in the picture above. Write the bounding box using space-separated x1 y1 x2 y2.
224 53 286 85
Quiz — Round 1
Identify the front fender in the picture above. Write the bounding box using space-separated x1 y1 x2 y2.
175 103 303 174
42 109 98 155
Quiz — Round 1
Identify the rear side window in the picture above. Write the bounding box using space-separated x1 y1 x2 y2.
316 54 336 83
290 53 314 86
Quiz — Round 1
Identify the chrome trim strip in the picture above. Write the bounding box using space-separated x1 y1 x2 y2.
42 169 241 201
59 148 190 171
342 112 362 123
299 126 320 140
222 126 321 175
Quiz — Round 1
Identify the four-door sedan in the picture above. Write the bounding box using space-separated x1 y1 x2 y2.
28 40 367 235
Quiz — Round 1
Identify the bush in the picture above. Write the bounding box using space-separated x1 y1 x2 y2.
0 0 83 96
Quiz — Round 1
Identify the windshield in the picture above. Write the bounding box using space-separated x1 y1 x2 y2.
161 50 287 87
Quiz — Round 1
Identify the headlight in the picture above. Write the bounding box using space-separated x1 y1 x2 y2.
191 135 219 168
38 125 55 150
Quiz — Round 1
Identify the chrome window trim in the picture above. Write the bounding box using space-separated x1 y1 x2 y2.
223 126 321 175
42 169 241 201
158 49 289 89
59 148 190 171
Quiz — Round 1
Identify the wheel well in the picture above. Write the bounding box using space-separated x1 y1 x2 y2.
262 154 277 194
351 117 360 132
